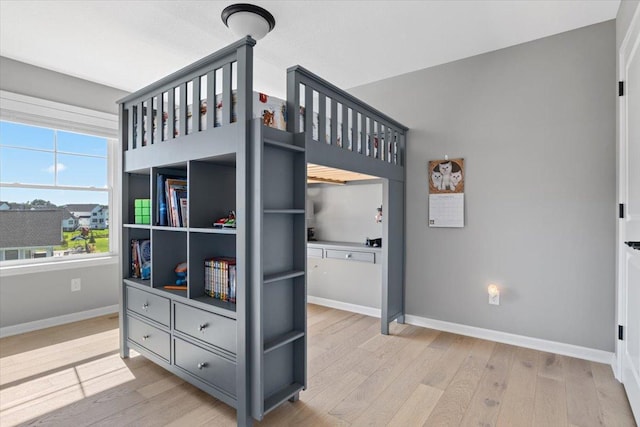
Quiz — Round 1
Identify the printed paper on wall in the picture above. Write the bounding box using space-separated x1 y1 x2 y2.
428 158 465 227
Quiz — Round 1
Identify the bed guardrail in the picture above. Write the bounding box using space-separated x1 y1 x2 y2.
286 65 408 168
118 37 255 154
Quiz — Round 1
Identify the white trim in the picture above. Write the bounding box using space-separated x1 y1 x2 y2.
612 354 619 381
0 254 118 278
1 182 109 192
0 91 120 268
0 304 118 338
616 1 640 383
404 314 615 366
307 296 381 318
0 90 118 138
306 297 614 365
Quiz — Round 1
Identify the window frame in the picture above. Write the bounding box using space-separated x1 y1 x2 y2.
0 90 120 276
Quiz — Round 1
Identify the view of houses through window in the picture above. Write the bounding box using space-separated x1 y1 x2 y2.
0 120 110 262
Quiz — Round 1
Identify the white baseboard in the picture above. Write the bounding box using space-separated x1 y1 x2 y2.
404 314 615 366
306 298 614 366
307 296 381 318
611 355 620 381
0 304 119 338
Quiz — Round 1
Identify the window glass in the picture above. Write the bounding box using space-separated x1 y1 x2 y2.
57 131 107 156
0 121 54 150
56 154 107 187
0 121 111 262
0 147 55 185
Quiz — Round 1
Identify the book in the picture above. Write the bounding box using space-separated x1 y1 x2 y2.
157 174 167 226
180 197 188 227
131 239 150 279
203 257 236 302
229 264 237 303
131 240 140 278
165 178 187 226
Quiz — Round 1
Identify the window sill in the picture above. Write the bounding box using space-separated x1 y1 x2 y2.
0 254 118 278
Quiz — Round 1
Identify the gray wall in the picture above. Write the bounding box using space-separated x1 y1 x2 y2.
0 264 119 327
0 57 127 114
350 21 616 351
307 182 383 242
307 182 383 309
0 56 127 329
308 258 381 309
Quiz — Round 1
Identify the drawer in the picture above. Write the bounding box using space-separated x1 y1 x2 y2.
307 247 323 258
126 315 170 361
126 286 170 327
174 337 236 397
325 249 375 264
174 302 236 354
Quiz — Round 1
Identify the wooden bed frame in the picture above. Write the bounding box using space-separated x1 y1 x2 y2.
118 37 407 425
287 65 408 334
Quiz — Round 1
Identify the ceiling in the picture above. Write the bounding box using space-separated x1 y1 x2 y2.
0 1 620 99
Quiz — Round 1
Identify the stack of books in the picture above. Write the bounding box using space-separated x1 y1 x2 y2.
204 257 237 303
131 239 151 280
157 175 188 227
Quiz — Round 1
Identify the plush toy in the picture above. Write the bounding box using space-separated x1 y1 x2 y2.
175 262 187 285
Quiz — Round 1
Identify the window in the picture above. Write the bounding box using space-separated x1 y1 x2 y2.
0 91 119 266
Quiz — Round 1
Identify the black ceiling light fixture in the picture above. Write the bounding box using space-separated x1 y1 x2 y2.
221 3 276 40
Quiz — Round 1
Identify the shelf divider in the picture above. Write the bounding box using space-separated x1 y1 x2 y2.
188 227 237 234
263 270 305 284
264 383 305 414
123 223 151 230
263 209 304 214
264 330 305 354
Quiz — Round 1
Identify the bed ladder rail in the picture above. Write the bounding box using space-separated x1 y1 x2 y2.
286 65 408 169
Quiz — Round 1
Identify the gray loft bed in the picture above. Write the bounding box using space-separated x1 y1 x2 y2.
286 66 408 334
118 37 407 426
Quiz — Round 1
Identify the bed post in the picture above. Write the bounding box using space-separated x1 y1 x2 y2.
382 177 405 334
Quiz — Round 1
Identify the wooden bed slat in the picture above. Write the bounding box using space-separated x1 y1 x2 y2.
168 88 175 139
318 92 326 144
136 102 143 148
342 104 351 150
305 85 313 139
306 163 378 183
146 98 153 145
192 77 201 133
222 62 232 125
126 107 134 151
179 82 187 137
330 98 338 147
206 70 215 130
155 95 162 143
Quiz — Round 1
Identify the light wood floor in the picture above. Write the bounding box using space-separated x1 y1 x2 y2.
0 304 636 426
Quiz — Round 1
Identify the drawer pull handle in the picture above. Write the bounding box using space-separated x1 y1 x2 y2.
142 303 149 310
142 334 150 341
197 362 208 370
198 323 208 332
345 253 352 259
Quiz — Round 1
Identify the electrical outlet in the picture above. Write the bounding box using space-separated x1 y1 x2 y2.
489 293 499 305
488 284 500 305
71 278 81 292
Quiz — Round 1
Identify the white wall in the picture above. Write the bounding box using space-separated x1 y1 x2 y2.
350 21 617 351
0 57 128 331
